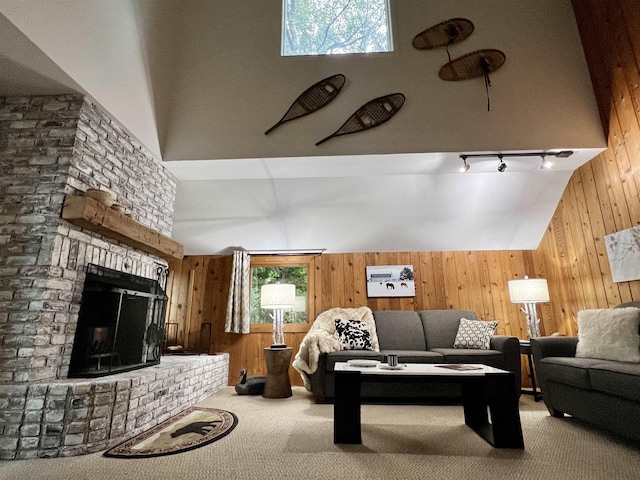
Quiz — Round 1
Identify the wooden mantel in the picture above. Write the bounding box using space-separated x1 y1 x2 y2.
62 195 184 261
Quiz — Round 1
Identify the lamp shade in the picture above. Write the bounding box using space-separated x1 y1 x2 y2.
260 284 296 309
508 278 549 303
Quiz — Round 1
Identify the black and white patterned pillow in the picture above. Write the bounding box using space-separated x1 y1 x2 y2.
454 318 499 350
334 319 373 350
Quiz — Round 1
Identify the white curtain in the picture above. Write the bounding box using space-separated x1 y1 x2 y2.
225 250 251 333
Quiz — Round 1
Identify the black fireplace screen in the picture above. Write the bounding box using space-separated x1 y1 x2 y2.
69 264 168 378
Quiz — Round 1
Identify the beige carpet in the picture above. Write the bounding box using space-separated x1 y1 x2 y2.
1 387 639 480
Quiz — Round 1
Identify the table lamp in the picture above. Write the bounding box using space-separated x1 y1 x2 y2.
508 276 549 338
260 283 296 348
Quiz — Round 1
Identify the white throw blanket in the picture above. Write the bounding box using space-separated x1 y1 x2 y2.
292 306 378 391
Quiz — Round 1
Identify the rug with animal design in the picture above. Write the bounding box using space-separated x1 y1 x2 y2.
104 406 238 458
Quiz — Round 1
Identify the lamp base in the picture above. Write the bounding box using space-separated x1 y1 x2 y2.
270 343 287 349
521 302 541 338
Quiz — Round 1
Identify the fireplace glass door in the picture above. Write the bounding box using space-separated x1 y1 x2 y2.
69 264 168 378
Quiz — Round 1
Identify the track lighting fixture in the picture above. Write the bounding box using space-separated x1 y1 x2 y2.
540 155 552 169
458 150 573 172
497 155 507 172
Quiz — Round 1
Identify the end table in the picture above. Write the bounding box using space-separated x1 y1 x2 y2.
519 340 541 401
263 347 293 398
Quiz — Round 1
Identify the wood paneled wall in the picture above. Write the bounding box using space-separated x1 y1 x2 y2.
535 0 640 335
313 251 542 338
167 251 547 387
165 0 640 388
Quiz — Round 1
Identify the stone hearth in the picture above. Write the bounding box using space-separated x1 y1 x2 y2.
1 355 229 459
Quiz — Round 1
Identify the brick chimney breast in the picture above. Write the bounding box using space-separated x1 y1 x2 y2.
0 94 177 384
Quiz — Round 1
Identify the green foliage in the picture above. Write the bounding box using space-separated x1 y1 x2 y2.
283 0 392 56
250 266 309 324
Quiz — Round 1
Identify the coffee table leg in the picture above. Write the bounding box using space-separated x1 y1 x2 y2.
462 373 524 449
461 378 490 432
334 370 361 444
486 373 524 449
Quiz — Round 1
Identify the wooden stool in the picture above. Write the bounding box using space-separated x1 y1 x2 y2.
263 347 293 398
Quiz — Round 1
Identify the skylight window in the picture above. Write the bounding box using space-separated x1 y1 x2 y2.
282 0 393 56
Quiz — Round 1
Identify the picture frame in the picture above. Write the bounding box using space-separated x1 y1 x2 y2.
366 265 416 297
605 225 640 283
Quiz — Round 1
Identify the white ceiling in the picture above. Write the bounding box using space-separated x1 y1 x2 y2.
0 0 606 255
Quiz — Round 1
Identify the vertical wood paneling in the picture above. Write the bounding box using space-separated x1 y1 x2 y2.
330 254 346 308
477 252 495 321
416 252 433 310
352 253 368 307
431 252 447 309
442 251 459 309
343 253 355 308
454 252 471 311
465 252 484 318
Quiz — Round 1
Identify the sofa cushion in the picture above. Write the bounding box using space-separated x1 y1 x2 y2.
430 348 503 366
453 318 498 349
373 311 427 351
539 356 604 390
380 350 444 364
576 308 640 362
419 310 478 349
589 361 640 402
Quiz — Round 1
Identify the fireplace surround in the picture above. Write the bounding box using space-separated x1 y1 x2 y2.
0 94 178 385
0 94 227 460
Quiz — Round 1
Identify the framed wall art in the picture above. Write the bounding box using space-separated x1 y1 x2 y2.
605 225 640 283
366 265 416 297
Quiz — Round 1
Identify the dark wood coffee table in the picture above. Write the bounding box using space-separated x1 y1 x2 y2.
333 362 524 449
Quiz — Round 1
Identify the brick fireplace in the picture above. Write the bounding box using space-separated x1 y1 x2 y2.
0 95 228 459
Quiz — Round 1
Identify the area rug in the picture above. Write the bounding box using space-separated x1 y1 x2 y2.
103 406 238 458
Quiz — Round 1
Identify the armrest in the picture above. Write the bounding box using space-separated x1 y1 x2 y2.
490 335 521 393
490 335 515 351
530 336 578 360
530 336 578 412
306 354 329 401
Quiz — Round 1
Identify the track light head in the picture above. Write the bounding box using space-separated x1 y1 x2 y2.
460 158 470 172
540 155 552 169
497 156 507 172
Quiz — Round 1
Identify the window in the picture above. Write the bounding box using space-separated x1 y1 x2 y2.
282 0 393 56
250 256 314 333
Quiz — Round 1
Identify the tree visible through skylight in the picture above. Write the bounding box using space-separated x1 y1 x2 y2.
282 0 393 56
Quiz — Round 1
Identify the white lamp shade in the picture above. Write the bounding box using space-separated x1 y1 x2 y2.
260 283 296 309
508 278 550 303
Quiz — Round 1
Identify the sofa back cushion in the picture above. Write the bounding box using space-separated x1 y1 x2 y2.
616 302 640 334
373 310 426 350
575 308 640 362
419 310 478 349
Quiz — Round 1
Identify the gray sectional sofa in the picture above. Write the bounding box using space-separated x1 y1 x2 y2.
306 309 521 403
531 302 640 442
